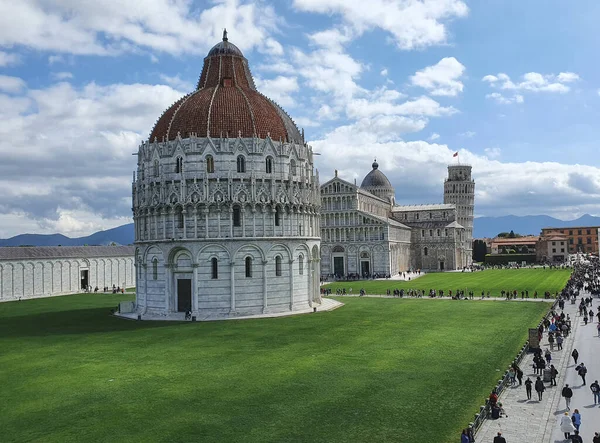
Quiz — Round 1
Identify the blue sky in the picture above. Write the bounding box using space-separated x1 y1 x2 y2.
0 0 599 237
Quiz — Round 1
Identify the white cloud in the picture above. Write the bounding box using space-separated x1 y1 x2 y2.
293 0 468 50
254 76 299 107
51 71 74 81
0 50 20 66
0 75 26 93
459 131 475 138
380 68 388 77
347 95 457 119
484 147 501 159
294 116 320 128
0 0 281 57
312 127 600 219
429 133 440 141
483 71 579 98
410 57 465 96
486 92 524 105
0 80 183 237
159 74 194 92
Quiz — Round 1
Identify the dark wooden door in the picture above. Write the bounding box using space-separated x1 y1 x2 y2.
177 279 192 312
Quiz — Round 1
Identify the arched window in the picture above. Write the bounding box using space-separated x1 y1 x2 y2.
153 160 159 177
298 254 304 275
290 159 296 175
424 247 428 256
177 208 184 229
175 156 183 173
275 207 280 226
275 256 282 276
140 168 145 180
233 206 241 227
152 258 158 280
206 155 214 173
265 156 273 173
211 257 218 279
245 256 252 278
237 155 246 173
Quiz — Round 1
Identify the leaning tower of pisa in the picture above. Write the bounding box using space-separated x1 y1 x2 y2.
443 164 475 266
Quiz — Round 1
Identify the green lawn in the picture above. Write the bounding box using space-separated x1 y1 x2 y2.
0 291 550 443
323 268 572 296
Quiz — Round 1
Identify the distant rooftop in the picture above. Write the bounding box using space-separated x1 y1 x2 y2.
0 245 135 261
393 203 455 212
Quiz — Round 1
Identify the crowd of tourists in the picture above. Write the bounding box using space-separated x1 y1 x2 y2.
475 258 600 443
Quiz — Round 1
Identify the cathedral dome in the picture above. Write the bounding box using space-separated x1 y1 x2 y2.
360 160 395 202
149 30 302 144
361 160 392 188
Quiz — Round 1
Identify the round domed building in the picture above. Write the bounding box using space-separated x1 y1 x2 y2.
132 31 321 319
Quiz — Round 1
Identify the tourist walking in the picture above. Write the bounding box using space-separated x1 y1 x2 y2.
570 430 583 443
572 409 581 431
593 431 600 443
525 377 533 400
493 431 507 443
550 364 558 386
577 363 587 385
516 367 523 386
508 367 516 386
535 376 545 401
590 380 600 404
572 348 579 364
556 334 563 350
560 412 576 440
562 384 573 410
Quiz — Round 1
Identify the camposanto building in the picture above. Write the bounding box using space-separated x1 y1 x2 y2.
132 32 321 319
320 162 474 277
0 246 135 300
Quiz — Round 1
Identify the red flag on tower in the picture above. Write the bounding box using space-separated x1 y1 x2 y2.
453 152 458 157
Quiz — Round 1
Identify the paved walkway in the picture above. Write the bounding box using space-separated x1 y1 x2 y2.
476 293 600 443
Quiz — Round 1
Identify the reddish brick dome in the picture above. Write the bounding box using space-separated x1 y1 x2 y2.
150 31 302 144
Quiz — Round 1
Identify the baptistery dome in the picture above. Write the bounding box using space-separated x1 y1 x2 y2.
131 31 321 321
149 31 302 144
360 160 395 203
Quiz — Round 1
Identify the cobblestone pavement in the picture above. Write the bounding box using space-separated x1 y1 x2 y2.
476 293 600 443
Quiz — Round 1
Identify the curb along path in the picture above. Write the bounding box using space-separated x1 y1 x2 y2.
476 294 582 442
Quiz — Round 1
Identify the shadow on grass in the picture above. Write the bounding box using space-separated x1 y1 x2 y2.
0 307 180 338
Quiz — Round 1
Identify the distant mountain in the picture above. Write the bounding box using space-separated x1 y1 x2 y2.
0 223 134 247
474 214 600 238
2 214 600 247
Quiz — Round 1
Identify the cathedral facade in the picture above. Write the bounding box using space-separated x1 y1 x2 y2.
320 162 474 277
132 32 321 319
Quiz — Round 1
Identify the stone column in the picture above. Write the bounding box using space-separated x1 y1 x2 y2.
289 259 295 310
229 261 236 313
204 209 209 239
252 207 256 237
262 260 268 313
229 206 233 238
164 263 172 314
192 263 199 314
193 207 198 239
241 208 246 238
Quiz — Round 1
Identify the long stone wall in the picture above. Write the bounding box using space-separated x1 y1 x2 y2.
0 256 135 300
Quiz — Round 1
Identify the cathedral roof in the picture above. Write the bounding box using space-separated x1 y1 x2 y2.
360 160 393 190
445 221 464 229
149 30 302 144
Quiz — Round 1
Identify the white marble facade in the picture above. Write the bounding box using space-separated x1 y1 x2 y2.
320 163 474 276
133 137 321 319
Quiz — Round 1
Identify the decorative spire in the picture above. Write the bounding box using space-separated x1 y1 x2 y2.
223 28 228 42
372 158 379 169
